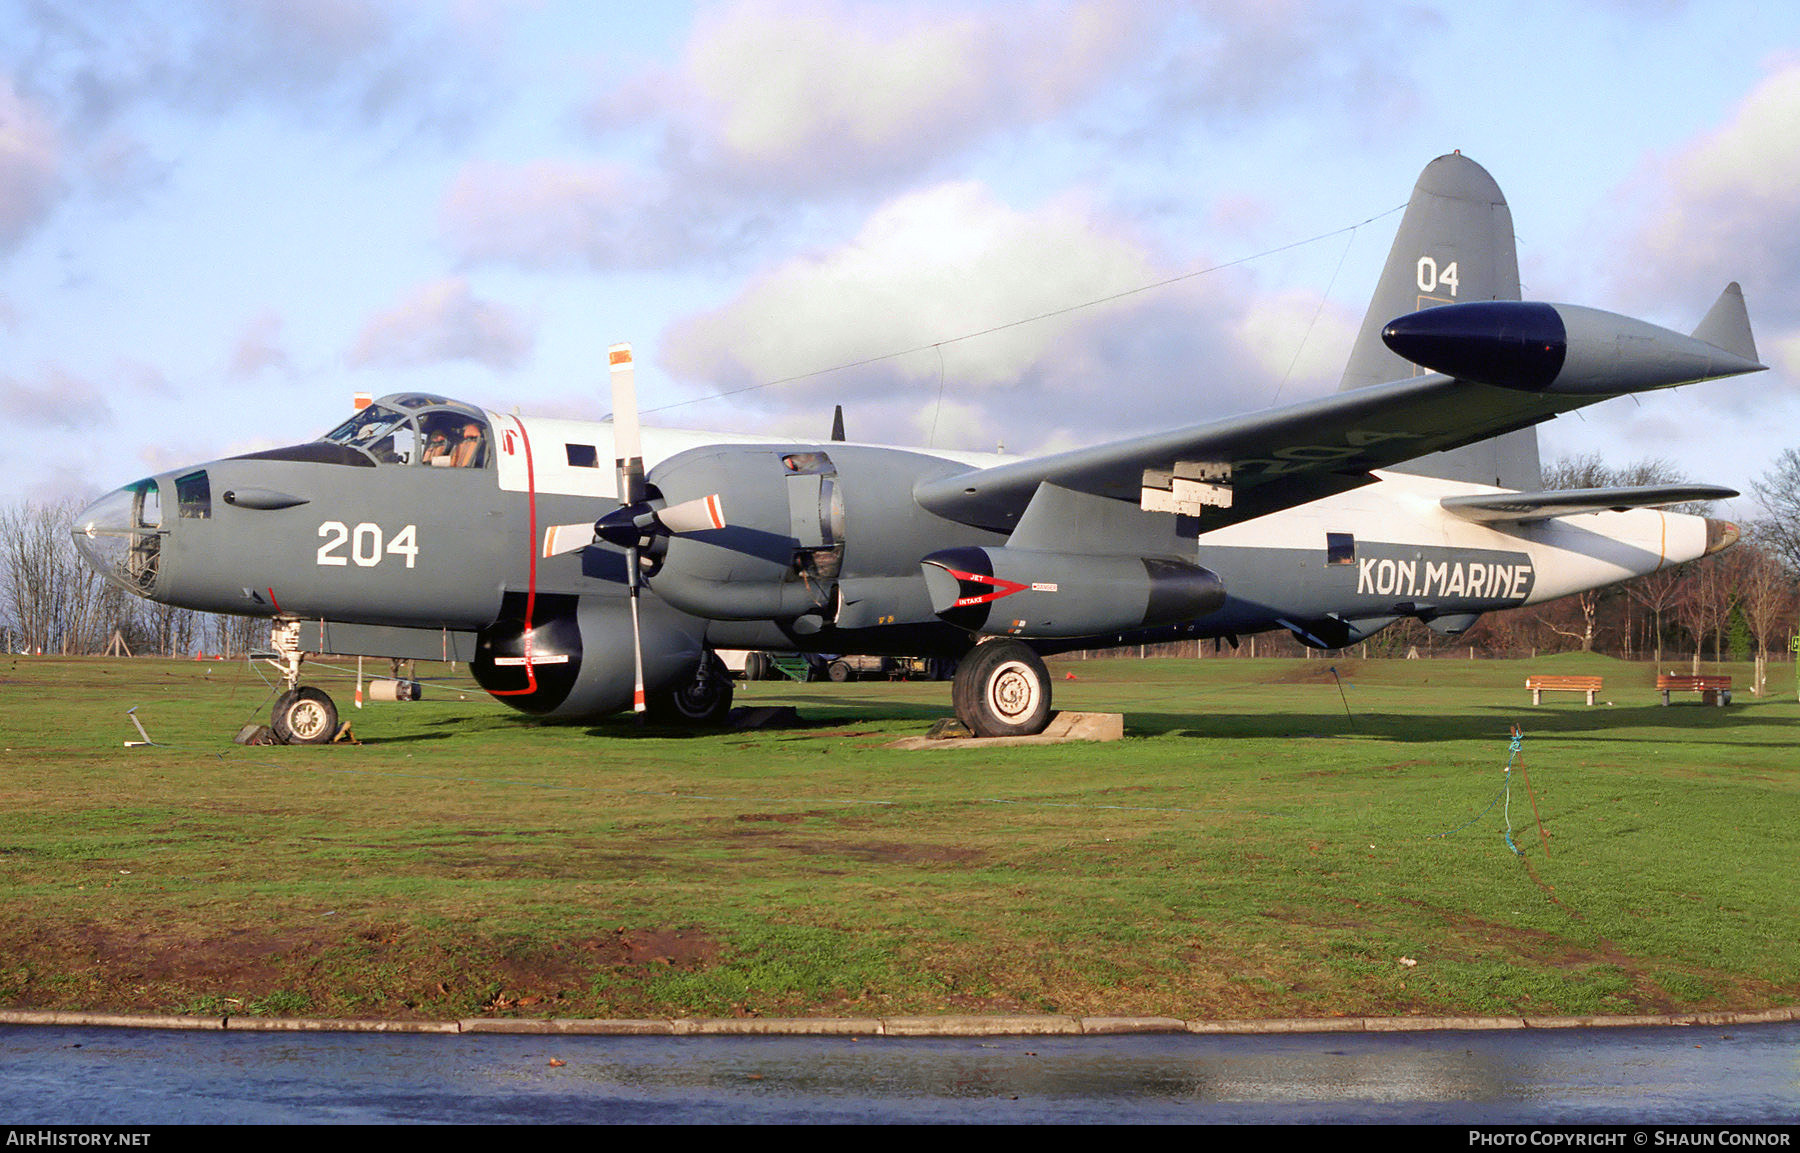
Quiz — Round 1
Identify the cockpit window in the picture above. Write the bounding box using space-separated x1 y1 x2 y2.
418 412 489 468
322 404 417 464
318 396 489 468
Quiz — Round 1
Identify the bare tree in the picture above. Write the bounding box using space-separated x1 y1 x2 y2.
1625 564 1687 665
0 498 132 654
1674 552 1739 670
1751 447 1800 574
1735 532 1799 695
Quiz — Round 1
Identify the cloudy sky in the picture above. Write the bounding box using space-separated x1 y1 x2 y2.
5 0 1800 522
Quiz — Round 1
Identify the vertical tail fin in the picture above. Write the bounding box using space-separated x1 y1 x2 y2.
1340 152 1540 490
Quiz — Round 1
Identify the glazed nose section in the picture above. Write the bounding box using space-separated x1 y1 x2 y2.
72 480 165 598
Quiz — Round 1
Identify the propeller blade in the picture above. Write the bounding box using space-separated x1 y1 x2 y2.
653 493 725 535
541 522 596 557
626 544 647 714
610 342 646 507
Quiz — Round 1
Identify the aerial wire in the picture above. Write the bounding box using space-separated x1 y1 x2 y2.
1271 220 1362 405
639 202 1407 419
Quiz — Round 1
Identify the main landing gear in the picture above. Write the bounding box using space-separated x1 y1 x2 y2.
952 639 1052 738
265 619 340 744
645 652 735 726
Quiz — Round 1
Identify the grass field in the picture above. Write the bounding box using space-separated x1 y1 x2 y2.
0 650 1794 1023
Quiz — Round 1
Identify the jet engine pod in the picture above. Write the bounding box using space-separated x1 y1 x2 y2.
921 546 1225 639
1381 301 1764 394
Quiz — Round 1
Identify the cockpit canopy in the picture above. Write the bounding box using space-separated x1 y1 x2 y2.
320 394 491 468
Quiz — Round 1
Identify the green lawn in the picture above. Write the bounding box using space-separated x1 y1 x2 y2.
0 651 1793 1022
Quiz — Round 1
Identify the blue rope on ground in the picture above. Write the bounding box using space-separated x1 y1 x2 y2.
1501 725 1525 857
1427 724 1526 855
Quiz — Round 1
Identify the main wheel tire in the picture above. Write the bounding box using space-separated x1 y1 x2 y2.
271 687 339 745
952 640 1051 738
646 654 735 726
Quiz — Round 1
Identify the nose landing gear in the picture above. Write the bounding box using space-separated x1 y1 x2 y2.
264 619 343 745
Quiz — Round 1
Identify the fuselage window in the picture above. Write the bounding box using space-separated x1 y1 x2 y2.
566 444 599 468
1326 532 1355 565
176 471 211 519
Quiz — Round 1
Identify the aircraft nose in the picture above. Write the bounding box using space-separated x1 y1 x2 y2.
71 480 165 597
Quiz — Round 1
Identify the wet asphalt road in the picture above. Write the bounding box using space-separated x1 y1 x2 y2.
4 1020 1798 1124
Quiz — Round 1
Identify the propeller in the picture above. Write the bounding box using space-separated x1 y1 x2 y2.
611 343 651 713
539 343 728 713
541 343 730 559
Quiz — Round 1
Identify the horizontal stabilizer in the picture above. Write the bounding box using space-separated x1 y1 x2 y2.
1440 483 1737 524
1692 282 1759 363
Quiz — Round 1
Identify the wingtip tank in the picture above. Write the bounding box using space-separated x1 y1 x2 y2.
1382 298 1766 395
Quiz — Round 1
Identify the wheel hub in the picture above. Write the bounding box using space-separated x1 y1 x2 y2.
989 663 1038 719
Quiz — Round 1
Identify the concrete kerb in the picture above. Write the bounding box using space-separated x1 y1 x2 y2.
4 1007 1797 1036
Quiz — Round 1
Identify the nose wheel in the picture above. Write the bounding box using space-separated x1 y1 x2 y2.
271 686 340 745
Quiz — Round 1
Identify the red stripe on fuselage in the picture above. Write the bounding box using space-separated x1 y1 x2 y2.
489 414 540 697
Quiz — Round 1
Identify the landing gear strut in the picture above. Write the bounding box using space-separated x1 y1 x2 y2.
952 639 1051 738
265 619 340 744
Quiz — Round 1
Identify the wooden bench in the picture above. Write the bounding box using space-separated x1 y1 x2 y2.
1656 674 1732 706
1526 675 1602 705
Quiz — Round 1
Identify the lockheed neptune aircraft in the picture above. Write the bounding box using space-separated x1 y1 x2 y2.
74 154 1759 742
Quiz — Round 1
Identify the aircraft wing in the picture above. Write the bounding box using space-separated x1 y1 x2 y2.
914 287 1764 535
1438 484 1737 524
912 372 1613 534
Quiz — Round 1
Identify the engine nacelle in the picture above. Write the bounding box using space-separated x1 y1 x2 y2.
641 445 844 623
471 592 705 718
920 547 1225 639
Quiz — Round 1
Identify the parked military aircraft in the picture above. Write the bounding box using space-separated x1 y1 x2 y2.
73 154 1759 742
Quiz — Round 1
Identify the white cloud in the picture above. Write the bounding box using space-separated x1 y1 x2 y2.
665 181 1158 388
229 310 289 379
1 366 111 430
349 277 533 370
440 157 733 270
7 1 501 144
661 180 1283 452
0 78 61 252
1624 60 1800 333
673 0 1143 182
1232 288 1357 397
1156 1 1427 123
